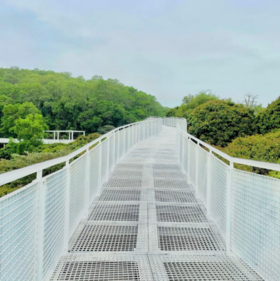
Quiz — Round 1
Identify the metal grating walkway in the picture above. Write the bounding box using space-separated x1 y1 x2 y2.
51 126 262 280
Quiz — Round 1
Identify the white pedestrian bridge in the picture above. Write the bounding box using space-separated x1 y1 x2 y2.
0 117 279 280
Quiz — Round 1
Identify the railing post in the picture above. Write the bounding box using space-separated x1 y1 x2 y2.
226 160 233 254
123 128 126 155
37 170 45 281
98 141 102 194
64 160 70 252
84 148 90 218
106 136 110 180
187 137 191 181
117 130 120 161
206 150 212 217
195 143 199 195
112 132 116 167
181 134 185 172
130 125 132 149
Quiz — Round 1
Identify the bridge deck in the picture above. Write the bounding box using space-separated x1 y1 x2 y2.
51 126 262 280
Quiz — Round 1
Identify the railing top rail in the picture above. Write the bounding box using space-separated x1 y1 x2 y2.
179 128 280 172
44 130 85 133
0 118 159 186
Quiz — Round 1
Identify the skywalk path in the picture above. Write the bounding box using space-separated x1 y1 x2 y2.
0 118 278 281
50 126 262 280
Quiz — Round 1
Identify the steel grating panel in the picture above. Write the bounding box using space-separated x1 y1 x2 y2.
110 170 143 179
51 254 154 281
69 221 148 253
57 261 140 280
149 255 263 281
154 179 190 189
155 190 197 203
48 125 263 281
157 225 225 252
156 205 208 223
153 170 187 179
114 163 144 170
104 177 142 188
153 164 180 171
88 203 140 221
97 190 141 201
122 158 149 163
70 224 138 252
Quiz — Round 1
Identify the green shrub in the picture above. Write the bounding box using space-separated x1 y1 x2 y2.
97 125 115 135
166 107 179 117
188 100 256 147
176 91 219 118
257 96 280 134
0 132 101 197
220 130 280 178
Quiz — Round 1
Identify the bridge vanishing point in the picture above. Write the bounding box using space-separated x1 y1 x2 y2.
0 117 279 280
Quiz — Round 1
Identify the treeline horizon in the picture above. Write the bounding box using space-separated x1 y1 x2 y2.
0 66 168 137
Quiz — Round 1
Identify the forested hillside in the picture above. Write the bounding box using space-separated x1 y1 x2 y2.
0 66 168 196
0 66 167 136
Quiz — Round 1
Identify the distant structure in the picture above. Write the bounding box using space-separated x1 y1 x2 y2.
43 130 85 143
0 130 85 146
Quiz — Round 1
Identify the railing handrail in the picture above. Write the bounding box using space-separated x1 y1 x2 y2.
0 116 163 281
168 116 280 281
0 119 156 186
179 130 280 172
163 116 280 172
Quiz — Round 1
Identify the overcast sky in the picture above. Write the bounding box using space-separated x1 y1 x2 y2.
1 0 280 107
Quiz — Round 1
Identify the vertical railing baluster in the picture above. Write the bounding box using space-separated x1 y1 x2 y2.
181 134 184 172
187 137 191 182
64 160 70 252
112 132 116 167
37 170 45 281
84 148 90 218
206 150 212 218
98 141 102 194
195 143 199 195
226 161 233 254
106 135 110 181
117 130 120 161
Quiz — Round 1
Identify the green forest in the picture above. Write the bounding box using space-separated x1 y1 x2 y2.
0 66 168 196
1 66 280 196
167 91 280 178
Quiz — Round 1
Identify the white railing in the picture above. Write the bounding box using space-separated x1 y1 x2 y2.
0 118 163 281
169 117 280 281
1 117 279 281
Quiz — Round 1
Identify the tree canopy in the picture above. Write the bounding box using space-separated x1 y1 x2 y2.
220 130 280 178
174 90 219 118
0 67 168 135
188 100 256 147
257 96 280 134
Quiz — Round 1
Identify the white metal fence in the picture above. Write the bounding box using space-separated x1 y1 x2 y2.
169 117 280 281
1 117 279 281
0 118 162 281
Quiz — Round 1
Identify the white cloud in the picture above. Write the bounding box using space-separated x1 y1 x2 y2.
2 0 280 107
